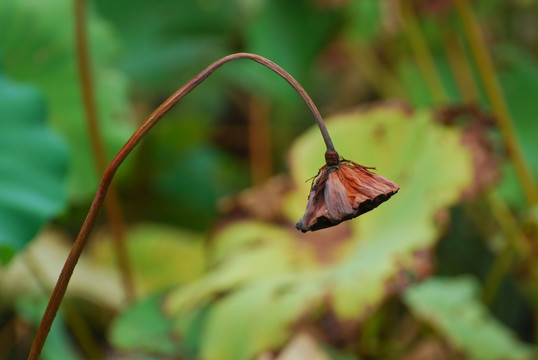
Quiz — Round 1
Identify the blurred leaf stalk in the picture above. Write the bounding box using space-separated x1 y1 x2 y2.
74 0 135 303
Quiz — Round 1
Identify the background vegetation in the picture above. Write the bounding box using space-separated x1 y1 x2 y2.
1 0 538 359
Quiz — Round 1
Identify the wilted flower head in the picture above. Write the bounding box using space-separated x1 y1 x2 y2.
296 151 399 232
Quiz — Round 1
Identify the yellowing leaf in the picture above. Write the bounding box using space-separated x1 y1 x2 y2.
90 223 206 295
0 230 123 310
166 105 473 360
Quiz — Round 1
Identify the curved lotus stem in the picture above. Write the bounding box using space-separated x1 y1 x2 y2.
27 52 336 359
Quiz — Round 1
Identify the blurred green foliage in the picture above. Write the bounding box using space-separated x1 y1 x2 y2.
405 277 533 360
0 0 133 202
0 69 68 264
1 0 538 359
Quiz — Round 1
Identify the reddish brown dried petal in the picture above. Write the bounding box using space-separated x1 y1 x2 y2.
296 160 399 232
296 189 327 231
324 171 354 220
339 164 399 210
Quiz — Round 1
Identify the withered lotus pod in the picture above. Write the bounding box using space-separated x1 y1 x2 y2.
296 150 399 232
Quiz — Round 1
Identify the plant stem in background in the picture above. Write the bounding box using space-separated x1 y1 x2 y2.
441 24 480 103
342 40 405 99
27 53 335 360
454 0 538 205
399 1 449 104
23 251 105 360
248 96 273 185
482 191 530 305
74 0 135 301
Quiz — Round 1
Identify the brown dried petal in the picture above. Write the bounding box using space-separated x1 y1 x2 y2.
296 180 330 232
340 163 399 211
324 171 354 220
296 160 399 232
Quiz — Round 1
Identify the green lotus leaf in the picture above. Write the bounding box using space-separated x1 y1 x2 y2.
110 294 180 356
166 106 473 360
0 0 133 201
0 72 68 264
404 277 535 360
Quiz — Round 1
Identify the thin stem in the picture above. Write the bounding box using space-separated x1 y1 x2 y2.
23 251 104 359
248 96 273 184
74 0 135 301
441 22 480 103
454 0 538 205
342 40 405 99
27 52 333 359
399 0 449 104
481 191 529 305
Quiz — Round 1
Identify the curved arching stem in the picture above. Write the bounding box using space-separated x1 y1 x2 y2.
27 52 336 359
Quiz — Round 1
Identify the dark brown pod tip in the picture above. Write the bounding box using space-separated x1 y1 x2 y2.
296 158 399 232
